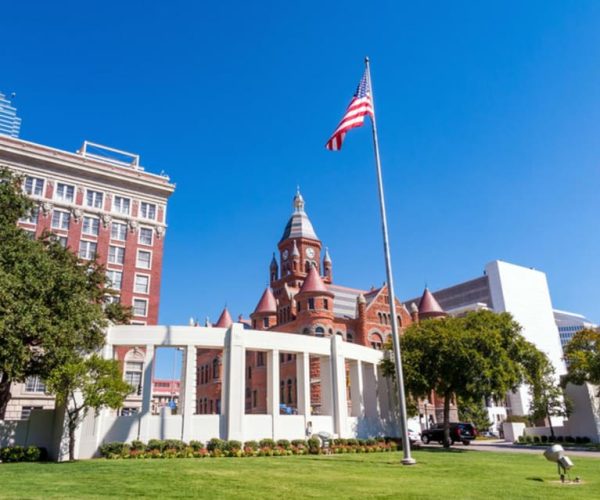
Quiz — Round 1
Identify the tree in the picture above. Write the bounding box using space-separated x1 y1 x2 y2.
524 348 571 438
457 397 492 434
563 329 600 389
0 167 130 418
46 355 132 460
383 310 543 448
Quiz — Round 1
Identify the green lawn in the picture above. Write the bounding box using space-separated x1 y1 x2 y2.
0 449 598 499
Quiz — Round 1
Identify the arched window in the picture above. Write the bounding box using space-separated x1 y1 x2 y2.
280 380 285 402
370 332 383 350
315 326 325 337
287 379 293 404
302 328 310 335
346 332 354 343
123 349 144 394
213 358 219 379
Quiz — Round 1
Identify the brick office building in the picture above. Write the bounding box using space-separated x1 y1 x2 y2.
0 135 175 420
196 190 442 417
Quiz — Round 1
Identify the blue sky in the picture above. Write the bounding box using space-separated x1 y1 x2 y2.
3 2 599 378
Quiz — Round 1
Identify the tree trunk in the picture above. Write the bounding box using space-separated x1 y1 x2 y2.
547 403 555 439
443 391 452 448
0 372 12 420
68 413 78 461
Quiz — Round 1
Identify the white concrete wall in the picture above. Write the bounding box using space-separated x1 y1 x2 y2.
563 383 600 443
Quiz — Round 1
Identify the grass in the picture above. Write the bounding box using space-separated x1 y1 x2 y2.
0 449 599 499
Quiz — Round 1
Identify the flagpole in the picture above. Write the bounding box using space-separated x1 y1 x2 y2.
364 56 416 465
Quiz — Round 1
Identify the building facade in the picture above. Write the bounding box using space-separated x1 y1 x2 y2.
0 92 21 138
1 135 175 420
554 309 598 352
195 190 448 422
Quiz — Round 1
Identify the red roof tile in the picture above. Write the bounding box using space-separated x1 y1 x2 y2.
298 265 332 295
418 288 446 317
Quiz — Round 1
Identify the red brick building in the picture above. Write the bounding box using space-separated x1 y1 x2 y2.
1 136 175 420
196 190 444 416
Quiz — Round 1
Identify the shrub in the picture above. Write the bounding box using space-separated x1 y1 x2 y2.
147 439 166 452
130 440 146 451
556 436 564 443
99 442 126 458
532 436 541 444
276 439 291 450
575 436 584 444
259 439 276 449
307 437 321 454
189 440 204 451
225 440 242 452
524 435 533 444
581 436 591 444
346 438 358 447
163 440 186 451
1 446 25 462
291 439 307 448
565 436 575 443
243 441 259 451
548 435 555 443
540 435 548 443
207 438 225 452
365 438 377 446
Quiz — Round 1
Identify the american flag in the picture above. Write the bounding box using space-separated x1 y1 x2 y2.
325 69 374 151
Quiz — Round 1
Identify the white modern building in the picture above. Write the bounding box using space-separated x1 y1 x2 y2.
406 260 568 431
554 309 597 352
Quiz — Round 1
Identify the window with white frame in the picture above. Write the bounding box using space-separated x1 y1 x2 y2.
86 189 104 209
82 216 99 236
19 206 39 225
113 196 131 215
55 182 75 203
51 210 70 230
134 274 150 294
139 227 153 246
108 245 125 265
20 406 43 420
104 294 120 304
78 240 97 260
133 298 148 317
25 376 46 393
136 250 152 269
111 221 127 241
24 176 44 196
139 202 156 220
54 235 68 248
106 270 123 290
124 361 143 389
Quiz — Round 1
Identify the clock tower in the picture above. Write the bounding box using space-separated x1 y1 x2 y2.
270 189 330 313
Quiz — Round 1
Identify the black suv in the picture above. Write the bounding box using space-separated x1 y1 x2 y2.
420 423 477 445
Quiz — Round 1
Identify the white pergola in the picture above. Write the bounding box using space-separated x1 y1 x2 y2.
74 323 397 459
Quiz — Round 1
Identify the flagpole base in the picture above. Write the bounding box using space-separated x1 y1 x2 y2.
401 457 417 466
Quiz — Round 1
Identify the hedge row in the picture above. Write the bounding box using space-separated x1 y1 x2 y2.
516 435 591 445
0 446 46 463
98 437 398 459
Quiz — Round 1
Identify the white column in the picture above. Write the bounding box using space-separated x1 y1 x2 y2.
222 324 245 441
267 348 280 439
319 356 333 416
296 352 311 418
349 360 364 417
181 345 197 442
95 343 114 452
138 344 155 442
362 362 380 421
330 334 348 437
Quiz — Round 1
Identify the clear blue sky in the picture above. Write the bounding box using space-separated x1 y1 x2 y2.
3 1 599 348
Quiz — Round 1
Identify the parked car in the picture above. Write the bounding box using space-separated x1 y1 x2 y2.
420 423 477 445
407 428 421 444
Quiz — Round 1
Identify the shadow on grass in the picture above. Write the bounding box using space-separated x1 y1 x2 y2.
526 477 545 482
417 447 467 454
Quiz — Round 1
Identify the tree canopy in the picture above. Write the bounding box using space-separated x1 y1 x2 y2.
563 328 600 388
0 167 129 418
383 309 546 447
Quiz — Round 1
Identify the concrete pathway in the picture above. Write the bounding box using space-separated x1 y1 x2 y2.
420 439 600 459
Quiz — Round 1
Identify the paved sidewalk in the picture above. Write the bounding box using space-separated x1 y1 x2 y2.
421 439 600 458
